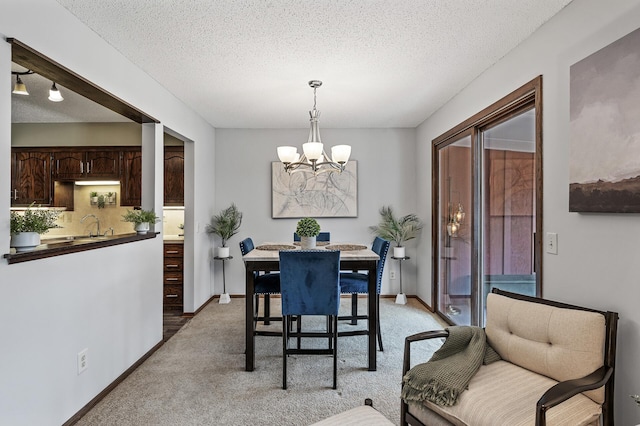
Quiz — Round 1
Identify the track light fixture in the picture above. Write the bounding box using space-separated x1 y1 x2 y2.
48 82 64 102
11 70 64 102
11 70 33 95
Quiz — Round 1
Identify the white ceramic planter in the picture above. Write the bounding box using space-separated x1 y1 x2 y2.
393 246 405 258
135 222 150 235
300 236 316 249
217 246 230 258
11 232 41 252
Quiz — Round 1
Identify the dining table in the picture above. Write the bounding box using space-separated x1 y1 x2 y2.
242 242 380 372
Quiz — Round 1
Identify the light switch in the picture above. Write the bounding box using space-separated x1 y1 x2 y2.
546 232 558 255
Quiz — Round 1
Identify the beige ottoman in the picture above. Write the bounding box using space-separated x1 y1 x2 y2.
310 404 394 426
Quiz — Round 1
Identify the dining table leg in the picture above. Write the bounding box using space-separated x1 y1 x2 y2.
368 261 377 371
245 268 255 371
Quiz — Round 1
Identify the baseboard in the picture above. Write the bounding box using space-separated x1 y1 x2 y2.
63 340 164 425
183 293 218 317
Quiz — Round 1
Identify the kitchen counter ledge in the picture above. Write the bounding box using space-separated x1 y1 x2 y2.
4 232 159 264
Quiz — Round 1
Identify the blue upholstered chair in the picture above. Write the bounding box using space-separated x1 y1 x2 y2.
339 237 390 351
293 232 330 242
279 250 341 390
239 237 280 328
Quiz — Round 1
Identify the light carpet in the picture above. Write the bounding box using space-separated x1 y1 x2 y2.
76 297 446 426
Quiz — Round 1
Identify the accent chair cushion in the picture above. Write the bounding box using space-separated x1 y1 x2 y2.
408 361 601 426
485 293 606 403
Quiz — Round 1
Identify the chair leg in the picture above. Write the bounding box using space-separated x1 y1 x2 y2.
254 294 260 329
350 293 358 325
332 315 338 389
264 294 271 325
376 295 383 352
327 316 332 349
297 314 302 349
282 315 288 390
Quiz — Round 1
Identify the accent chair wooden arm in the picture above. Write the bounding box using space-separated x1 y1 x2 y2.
535 365 613 426
402 330 449 376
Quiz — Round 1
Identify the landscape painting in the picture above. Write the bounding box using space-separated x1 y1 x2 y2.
271 161 357 218
569 27 640 213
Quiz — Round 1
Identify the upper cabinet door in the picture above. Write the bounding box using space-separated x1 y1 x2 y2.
52 151 85 180
86 150 119 179
164 146 184 206
11 150 52 206
120 149 142 207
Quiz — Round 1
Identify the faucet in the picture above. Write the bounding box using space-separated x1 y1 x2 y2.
81 214 100 237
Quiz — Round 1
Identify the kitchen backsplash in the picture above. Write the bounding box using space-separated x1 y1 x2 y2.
39 184 184 238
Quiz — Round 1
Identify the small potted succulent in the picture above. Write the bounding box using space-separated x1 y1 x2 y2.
296 217 321 249
369 205 423 258
122 209 160 234
90 191 98 204
205 203 243 258
10 203 60 252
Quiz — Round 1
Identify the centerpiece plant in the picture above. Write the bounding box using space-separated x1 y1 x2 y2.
10 203 61 252
369 205 423 258
205 203 243 258
296 217 320 249
122 209 160 235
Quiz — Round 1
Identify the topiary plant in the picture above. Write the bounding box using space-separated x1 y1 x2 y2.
296 217 320 237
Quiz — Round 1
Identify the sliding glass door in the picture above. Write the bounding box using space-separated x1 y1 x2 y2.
437 133 473 325
433 77 542 326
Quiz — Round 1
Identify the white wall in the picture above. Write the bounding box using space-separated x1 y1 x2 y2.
214 128 418 296
416 0 640 423
0 1 216 424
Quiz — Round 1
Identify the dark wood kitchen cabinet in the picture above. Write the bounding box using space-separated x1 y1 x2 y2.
163 242 184 311
120 148 143 207
164 146 184 206
52 149 119 180
11 150 52 206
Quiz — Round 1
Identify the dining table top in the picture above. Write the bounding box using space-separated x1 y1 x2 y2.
241 242 380 262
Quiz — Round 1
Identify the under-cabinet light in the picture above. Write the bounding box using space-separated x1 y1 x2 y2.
74 181 120 186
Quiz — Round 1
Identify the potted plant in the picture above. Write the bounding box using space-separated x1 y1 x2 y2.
122 209 160 235
10 203 60 252
296 217 321 249
205 203 242 258
97 194 106 209
369 206 423 258
90 191 98 204
106 192 115 204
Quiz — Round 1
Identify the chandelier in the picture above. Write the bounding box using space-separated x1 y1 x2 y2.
446 203 465 237
277 80 351 175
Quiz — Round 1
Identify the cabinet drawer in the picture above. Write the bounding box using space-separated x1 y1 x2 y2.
164 244 183 258
163 257 183 272
164 272 183 285
163 284 183 304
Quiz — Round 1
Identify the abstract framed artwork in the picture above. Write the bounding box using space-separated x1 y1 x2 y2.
272 161 357 218
569 27 640 213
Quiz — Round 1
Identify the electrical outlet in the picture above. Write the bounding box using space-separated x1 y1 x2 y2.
546 232 558 255
390 271 396 280
78 348 88 374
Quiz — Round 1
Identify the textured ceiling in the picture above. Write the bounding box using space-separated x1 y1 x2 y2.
42 0 572 128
